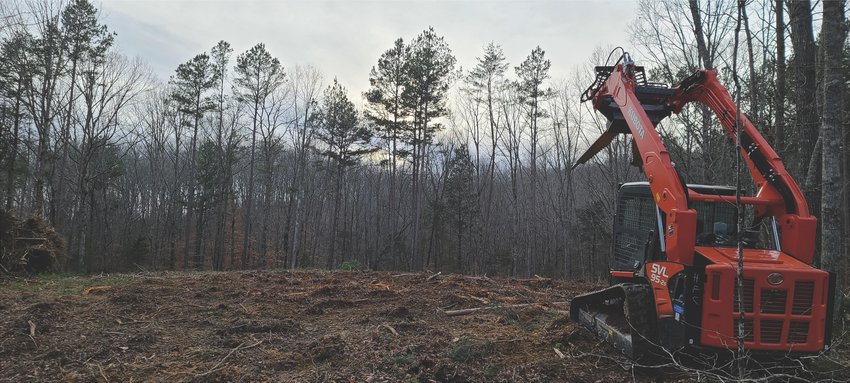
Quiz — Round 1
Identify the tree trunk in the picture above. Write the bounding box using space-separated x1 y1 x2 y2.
169 120 182 270
787 0 818 182
689 0 714 182
77 181 89 272
5 81 22 210
529 99 538 276
819 0 847 322
774 0 786 149
33 123 50 217
411 126 420 271
456 207 463 273
328 165 343 269
741 1 758 128
242 100 259 269
186 96 201 269
289 107 312 269
688 0 713 70
194 198 205 268
259 156 273 268
212 191 226 270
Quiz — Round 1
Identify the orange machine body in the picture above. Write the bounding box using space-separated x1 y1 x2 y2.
698 247 829 352
584 61 829 353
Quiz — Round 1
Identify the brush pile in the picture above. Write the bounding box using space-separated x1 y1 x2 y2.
0 209 65 274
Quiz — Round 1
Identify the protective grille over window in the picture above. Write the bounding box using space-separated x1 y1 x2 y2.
613 193 659 270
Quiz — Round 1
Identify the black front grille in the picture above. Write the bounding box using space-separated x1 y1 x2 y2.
760 320 783 343
789 321 810 343
724 275 818 347
761 289 788 314
734 279 755 313
792 281 814 315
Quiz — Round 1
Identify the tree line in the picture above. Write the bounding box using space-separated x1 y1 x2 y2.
0 0 847 293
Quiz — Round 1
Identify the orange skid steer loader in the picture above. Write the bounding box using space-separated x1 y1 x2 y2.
569 51 835 362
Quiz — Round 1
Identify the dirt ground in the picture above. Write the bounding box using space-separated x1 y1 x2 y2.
0 271 847 382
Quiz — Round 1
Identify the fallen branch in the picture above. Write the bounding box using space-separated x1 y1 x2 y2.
441 302 568 317
515 275 552 283
239 303 252 315
390 273 418 278
370 281 391 290
81 285 112 296
463 294 490 304
97 363 109 383
426 271 442 281
553 347 566 359
194 340 263 377
380 323 399 337
111 315 146 325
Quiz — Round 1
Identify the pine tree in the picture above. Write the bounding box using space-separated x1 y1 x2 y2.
364 37 410 269
0 33 32 210
169 52 217 269
56 0 114 228
402 27 456 269
515 46 552 275
465 42 508 249
22 17 65 219
515 47 552 168
233 43 285 268
59 0 114 172
315 78 373 268
444 144 478 272
209 40 234 271
365 38 410 173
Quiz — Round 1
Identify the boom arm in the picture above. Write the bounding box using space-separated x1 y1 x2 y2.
579 62 816 265
672 70 816 263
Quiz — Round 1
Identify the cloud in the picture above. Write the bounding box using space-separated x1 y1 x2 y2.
100 0 637 100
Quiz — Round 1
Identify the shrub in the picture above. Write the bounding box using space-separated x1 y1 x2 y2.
338 260 365 271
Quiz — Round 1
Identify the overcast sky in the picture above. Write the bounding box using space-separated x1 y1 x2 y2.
99 0 638 100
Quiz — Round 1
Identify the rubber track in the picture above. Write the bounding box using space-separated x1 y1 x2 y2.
622 284 661 363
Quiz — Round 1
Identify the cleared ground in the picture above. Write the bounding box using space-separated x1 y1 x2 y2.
0 271 847 382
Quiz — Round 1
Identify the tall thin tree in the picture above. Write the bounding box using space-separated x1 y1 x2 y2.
819 0 847 321
315 79 373 268
169 52 217 269
402 27 456 269
233 43 285 268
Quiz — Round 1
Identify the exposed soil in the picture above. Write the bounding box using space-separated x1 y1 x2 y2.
0 271 847 382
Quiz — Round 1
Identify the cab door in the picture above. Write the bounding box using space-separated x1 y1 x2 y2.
612 186 665 272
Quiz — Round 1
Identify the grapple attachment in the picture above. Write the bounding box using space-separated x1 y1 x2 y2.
574 65 675 169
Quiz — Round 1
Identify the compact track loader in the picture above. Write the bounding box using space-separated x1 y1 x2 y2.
569 52 835 362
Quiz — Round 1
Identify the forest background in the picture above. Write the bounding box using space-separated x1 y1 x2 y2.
0 1 847 300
